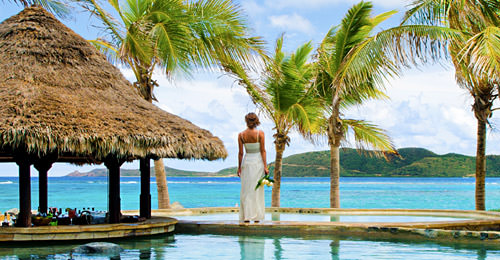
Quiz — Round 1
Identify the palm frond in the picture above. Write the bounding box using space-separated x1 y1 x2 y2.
88 39 120 64
334 31 400 104
342 119 397 157
146 0 192 74
403 0 448 26
186 0 266 71
77 0 124 45
461 26 500 82
333 1 373 70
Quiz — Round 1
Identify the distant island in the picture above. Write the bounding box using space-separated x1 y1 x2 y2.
66 147 500 177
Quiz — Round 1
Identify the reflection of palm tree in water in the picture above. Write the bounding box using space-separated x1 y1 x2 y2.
477 248 487 260
330 240 340 260
239 236 265 260
139 248 151 260
330 215 340 222
273 238 283 260
118 235 174 260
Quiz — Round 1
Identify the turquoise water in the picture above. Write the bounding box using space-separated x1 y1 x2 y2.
1 177 500 211
1 233 500 259
2 177 500 259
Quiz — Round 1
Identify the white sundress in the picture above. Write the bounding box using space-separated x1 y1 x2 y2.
239 132 265 222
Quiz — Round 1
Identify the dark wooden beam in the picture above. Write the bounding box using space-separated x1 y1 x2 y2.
15 155 33 227
104 157 124 224
140 158 151 219
37 166 48 215
34 156 56 216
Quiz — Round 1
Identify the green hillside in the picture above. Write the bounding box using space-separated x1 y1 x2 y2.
270 148 500 177
67 166 216 177
216 148 500 177
66 147 500 177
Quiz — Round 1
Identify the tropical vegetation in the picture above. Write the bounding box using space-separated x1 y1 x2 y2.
223 36 322 207
80 0 264 208
68 147 500 178
401 0 500 210
312 1 400 208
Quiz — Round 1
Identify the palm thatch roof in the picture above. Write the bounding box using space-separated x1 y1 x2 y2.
0 7 227 162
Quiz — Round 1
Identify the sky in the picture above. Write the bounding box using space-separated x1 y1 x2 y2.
0 0 499 176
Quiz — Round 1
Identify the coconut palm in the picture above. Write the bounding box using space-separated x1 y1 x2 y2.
223 36 322 207
313 1 399 208
402 0 500 210
81 0 264 208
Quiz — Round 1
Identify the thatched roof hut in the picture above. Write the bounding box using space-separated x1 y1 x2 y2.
0 7 227 162
0 7 229 226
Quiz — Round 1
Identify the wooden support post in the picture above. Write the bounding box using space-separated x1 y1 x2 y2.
140 158 151 219
15 155 33 227
38 167 48 215
34 160 54 215
105 157 124 224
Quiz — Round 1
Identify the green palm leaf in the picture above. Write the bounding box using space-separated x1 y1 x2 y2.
401 0 500 210
342 119 396 157
461 25 500 81
81 0 265 209
222 36 323 206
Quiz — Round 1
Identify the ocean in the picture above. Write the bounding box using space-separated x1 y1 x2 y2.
2 176 500 259
1 176 500 212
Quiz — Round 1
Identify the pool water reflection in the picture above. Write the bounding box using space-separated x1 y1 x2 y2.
1 233 500 259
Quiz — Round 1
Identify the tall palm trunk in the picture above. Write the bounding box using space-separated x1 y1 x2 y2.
154 159 170 208
328 109 342 208
475 118 486 210
329 142 341 208
473 92 492 211
271 136 287 207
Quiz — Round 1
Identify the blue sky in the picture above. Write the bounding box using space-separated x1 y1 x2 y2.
1 0 499 176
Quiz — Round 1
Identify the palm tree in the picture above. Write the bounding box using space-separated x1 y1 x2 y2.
313 1 399 208
402 0 500 210
81 0 264 208
223 36 322 207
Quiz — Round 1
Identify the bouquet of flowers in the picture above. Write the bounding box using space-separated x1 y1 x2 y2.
255 175 274 190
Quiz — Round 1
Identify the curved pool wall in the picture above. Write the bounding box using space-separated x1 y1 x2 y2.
0 217 177 242
122 207 500 245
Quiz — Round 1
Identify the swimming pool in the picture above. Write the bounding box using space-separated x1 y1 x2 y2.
2 233 500 259
2 207 500 259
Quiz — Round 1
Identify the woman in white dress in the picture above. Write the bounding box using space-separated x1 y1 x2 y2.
237 113 269 223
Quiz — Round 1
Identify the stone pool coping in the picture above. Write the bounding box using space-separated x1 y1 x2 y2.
122 207 500 245
0 217 177 242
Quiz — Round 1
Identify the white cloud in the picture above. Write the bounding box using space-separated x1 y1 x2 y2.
346 65 500 156
269 13 315 34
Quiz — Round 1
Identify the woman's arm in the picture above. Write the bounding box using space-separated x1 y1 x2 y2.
259 130 269 175
237 133 244 177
